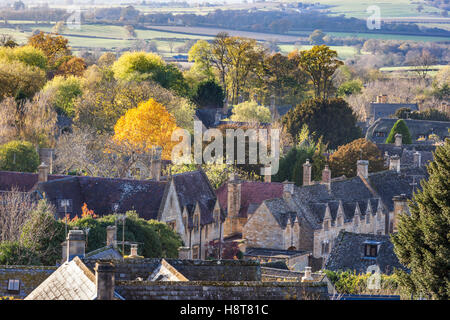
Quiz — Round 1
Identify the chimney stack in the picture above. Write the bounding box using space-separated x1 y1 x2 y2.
106 226 117 247
38 162 49 183
357 160 369 179
392 194 408 233
129 244 138 257
66 229 85 262
264 165 271 183
38 148 54 174
150 146 162 181
227 173 241 218
389 155 401 173
301 266 314 282
282 180 295 199
95 261 115 300
321 165 331 190
376 95 388 104
302 159 312 186
394 133 403 147
178 246 191 260
413 151 421 167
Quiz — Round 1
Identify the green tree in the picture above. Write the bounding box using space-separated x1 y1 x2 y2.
43 75 83 117
70 211 182 258
0 45 47 70
0 59 46 99
391 139 450 300
192 80 224 109
20 199 66 265
385 119 412 144
329 138 385 178
292 45 343 99
188 40 215 81
0 140 39 172
282 98 361 149
337 79 363 97
0 241 41 265
230 101 272 123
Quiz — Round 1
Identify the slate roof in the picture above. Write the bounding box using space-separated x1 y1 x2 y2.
325 231 406 275
263 198 297 228
369 103 418 121
366 118 450 143
148 259 188 281
37 175 166 220
84 246 122 260
0 265 57 299
245 247 308 258
367 167 428 212
216 181 284 218
0 171 65 192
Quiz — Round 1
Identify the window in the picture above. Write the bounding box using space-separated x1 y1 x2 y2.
7 279 20 292
364 244 378 257
167 220 176 231
192 245 199 259
131 167 141 179
194 215 199 232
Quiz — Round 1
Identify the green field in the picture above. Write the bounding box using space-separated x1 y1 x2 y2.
300 0 442 18
279 44 359 60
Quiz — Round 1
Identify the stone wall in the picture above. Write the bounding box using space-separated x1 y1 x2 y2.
243 205 285 249
116 280 328 300
0 266 56 299
83 258 260 282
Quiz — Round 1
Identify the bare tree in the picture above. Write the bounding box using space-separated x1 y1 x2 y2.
0 189 36 242
413 50 436 82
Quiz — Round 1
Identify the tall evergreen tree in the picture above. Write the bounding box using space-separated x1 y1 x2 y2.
385 119 412 144
391 139 450 300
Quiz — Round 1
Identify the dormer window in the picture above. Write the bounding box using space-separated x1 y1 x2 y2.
7 279 20 292
364 243 379 257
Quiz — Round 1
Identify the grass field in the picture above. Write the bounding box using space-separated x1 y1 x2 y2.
279 44 358 60
299 0 443 18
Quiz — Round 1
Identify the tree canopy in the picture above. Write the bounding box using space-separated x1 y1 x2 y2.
230 101 272 123
392 139 450 300
0 140 39 172
385 119 412 144
282 97 361 150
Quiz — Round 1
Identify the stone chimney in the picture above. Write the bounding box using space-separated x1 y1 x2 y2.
357 160 369 179
302 159 312 186
392 194 408 233
150 146 162 181
283 181 295 199
301 266 314 282
38 148 54 174
106 226 117 247
38 162 49 183
95 261 115 300
389 155 401 173
394 133 403 147
413 151 421 167
66 229 85 262
129 244 138 257
321 165 331 190
264 165 271 183
227 173 241 218
61 241 67 263
178 246 191 260
376 94 388 104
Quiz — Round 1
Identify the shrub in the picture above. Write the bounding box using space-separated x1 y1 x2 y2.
0 140 39 173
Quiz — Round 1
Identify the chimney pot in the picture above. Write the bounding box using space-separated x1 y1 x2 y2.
95 261 115 300
413 151 421 167
301 266 314 282
130 244 138 257
321 165 331 190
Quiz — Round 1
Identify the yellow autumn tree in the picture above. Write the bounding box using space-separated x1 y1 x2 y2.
113 98 179 159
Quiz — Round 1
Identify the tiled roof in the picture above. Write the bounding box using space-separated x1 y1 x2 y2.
85 246 122 260
245 247 308 258
263 198 297 228
325 231 406 275
25 257 98 300
216 181 284 218
0 171 65 192
369 103 418 120
366 118 450 143
37 176 166 219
